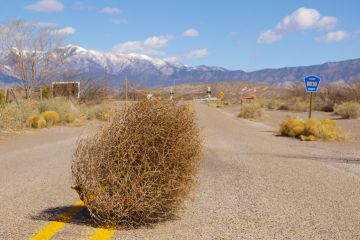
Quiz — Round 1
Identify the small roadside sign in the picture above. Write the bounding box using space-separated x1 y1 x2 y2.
303 75 321 118
304 75 321 93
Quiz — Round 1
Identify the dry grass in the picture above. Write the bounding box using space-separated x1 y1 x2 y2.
258 98 282 110
334 102 360 119
278 97 308 112
39 98 80 123
0 90 5 106
26 115 47 129
279 118 346 141
81 104 113 121
238 102 264 119
0 98 114 133
0 101 39 130
41 111 61 125
72 100 202 228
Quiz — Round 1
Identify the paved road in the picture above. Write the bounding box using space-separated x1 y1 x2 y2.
1 102 360 239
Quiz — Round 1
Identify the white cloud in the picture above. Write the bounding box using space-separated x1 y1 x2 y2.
112 19 128 24
73 1 94 11
25 0 64 12
317 16 338 31
315 30 349 43
113 35 173 56
183 28 199 37
185 48 209 59
34 22 58 27
165 48 209 62
257 30 282 44
50 27 76 35
99 7 121 15
258 7 339 44
163 56 180 63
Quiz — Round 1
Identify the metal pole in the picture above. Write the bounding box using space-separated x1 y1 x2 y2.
309 92 313 119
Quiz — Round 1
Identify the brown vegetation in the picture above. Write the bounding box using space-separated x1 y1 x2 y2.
279 118 346 141
238 102 264 119
334 102 360 119
72 100 202 228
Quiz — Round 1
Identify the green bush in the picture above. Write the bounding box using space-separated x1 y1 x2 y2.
334 102 360 119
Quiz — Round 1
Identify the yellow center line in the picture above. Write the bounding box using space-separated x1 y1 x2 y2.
91 227 116 240
30 200 85 240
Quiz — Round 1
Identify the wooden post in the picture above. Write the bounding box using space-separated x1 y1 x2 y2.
5 88 9 103
39 88 43 101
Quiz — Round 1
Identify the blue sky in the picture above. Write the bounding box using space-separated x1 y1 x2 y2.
1 0 359 71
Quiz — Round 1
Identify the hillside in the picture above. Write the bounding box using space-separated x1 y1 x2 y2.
0 45 359 87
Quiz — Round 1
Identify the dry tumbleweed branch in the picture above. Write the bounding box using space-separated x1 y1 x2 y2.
72 100 202 228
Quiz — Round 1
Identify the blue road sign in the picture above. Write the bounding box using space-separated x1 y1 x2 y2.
304 75 321 92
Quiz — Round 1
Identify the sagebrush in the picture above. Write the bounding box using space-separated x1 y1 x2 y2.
27 115 47 129
72 100 202 228
334 102 360 119
238 102 263 119
278 97 308 112
41 111 60 125
279 118 346 141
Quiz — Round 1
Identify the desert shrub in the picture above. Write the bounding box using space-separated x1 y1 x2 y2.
39 85 51 99
0 90 5 107
320 105 334 112
279 118 346 141
39 98 80 123
279 118 305 138
26 115 47 129
334 102 360 119
81 104 112 121
41 111 60 125
72 100 202 228
258 98 282 110
64 112 76 123
0 101 39 130
238 102 263 119
279 97 307 112
311 97 334 112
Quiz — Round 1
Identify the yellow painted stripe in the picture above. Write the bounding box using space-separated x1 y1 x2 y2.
91 227 116 240
30 200 85 240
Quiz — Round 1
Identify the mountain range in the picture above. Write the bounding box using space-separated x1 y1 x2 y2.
1 44 359 87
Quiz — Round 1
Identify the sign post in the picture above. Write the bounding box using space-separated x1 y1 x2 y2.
304 75 321 119
207 86 212 99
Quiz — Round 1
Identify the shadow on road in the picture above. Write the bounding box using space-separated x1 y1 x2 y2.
31 204 176 230
31 204 98 228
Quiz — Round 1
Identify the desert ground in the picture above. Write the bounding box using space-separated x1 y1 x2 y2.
1 101 360 239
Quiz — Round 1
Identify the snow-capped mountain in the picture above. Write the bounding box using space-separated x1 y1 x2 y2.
55 45 228 86
1 44 360 87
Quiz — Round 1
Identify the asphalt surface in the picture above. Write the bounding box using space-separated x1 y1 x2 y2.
1 101 360 239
